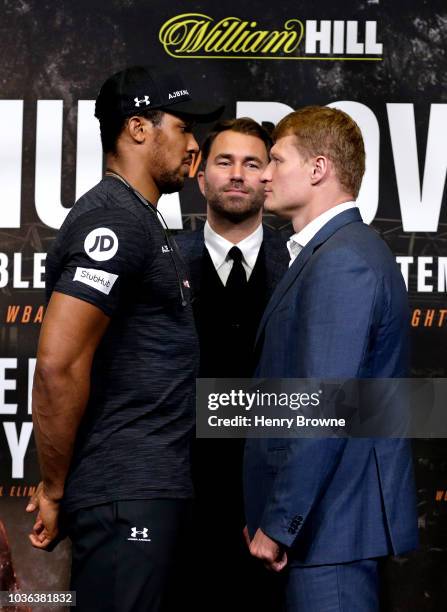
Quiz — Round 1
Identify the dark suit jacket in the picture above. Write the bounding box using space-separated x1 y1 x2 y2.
175 224 289 300
244 208 418 566
174 223 290 611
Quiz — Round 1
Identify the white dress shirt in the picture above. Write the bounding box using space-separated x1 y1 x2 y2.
287 201 357 267
204 221 264 285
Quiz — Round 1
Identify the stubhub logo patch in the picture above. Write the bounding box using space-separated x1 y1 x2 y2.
73 267 118 295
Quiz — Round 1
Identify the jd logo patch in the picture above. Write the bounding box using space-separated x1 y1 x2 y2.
84 228 119 261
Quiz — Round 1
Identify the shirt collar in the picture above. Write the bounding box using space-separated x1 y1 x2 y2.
291 201 357 250
204 221 263 271
286 238 303 265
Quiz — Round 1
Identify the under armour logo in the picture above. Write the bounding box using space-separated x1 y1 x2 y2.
131 527 149 539
134 95 150 107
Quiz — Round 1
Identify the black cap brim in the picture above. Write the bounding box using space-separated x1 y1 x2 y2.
158 101 225 123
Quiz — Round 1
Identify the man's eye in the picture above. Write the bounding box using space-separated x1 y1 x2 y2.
217 160 231 166
247 163 260 169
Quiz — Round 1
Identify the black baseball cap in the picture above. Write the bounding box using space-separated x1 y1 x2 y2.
95 65 224 123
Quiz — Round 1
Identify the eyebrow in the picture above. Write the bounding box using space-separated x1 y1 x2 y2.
214 153 265 163
176 118 194 129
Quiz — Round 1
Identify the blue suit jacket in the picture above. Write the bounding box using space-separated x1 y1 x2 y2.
244 208 418 565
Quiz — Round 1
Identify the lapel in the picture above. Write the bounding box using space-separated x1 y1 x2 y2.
188 224 289 296
175 229 206 295
255 208 363 346
188 230 206 296
262 225 290 295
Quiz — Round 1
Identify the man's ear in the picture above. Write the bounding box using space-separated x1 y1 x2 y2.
310 155 329 185
126 116 147 144
197 170 206 197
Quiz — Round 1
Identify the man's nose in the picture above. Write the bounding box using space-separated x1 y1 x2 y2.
261 161 273 183
187 133 199 155
229 162 244 181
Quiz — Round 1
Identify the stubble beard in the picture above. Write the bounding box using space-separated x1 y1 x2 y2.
152 150 188 194
151 131 189 195
205 180 264 224
155 166 186 194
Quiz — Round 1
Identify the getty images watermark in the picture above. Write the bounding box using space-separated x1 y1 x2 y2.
196 378 447 438
206 388 340 430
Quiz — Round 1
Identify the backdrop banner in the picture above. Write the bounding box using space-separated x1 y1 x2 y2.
0 1 445 609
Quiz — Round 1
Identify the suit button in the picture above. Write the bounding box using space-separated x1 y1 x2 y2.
288 515 304 534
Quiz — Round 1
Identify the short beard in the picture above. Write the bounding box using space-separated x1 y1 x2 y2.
155 167 186 194
205 182 264 223
151 128 188 194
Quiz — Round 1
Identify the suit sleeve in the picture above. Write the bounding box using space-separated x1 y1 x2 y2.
259 247 381 548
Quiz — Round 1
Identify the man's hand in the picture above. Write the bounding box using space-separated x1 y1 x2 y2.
249 528 288 572
243 525 251 549
26 482 61 550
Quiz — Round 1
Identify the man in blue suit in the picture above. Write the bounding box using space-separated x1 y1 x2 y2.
243 106 418 611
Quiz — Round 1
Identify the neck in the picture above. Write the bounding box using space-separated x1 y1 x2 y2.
207 208 263 244
106 154 160 205
291 194 353 233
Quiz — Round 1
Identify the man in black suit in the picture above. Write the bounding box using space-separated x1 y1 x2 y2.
175 118 289 611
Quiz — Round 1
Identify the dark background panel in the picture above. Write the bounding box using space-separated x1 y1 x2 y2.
0 2 445 609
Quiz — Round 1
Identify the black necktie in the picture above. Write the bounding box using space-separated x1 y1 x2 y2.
226 246 247 292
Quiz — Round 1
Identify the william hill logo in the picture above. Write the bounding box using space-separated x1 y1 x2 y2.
159 14 383 61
